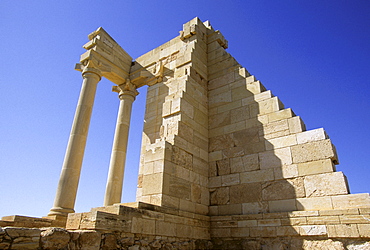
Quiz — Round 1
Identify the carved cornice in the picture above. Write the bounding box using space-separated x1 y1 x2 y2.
77 27 133 86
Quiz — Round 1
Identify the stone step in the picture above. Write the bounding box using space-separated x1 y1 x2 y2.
0 215 53 228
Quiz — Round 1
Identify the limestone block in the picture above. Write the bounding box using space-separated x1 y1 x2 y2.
331 193 370 209
306 216 340 225
296 196 333 210
268 199 297 212
258 219 281 227
288 116 306 134
170 146 193 170
217 99 242 113
222 146 245 159
236 67 251 79
209 134 234 151
209 111 230 129
302 239 345 249
209 176 221 188
273 164 299 180
191 183 202 203
304 172 349 197
168 175 191 200
242 90 272 106
40 228 70 250
249 226 277 237
319 208 359 216
233 127 261 146
142 173 163 195
131 217 155 235
300 225 327 236
240 169 274 184
231 85 249 101
327 224 359 237
259 147 292 169
209 151 224 164
265 134 297 150
75 230 102 250
230 183 262 203
360 207 370 214
231 227 249 237
276 226 300 236
289 210 319 217
297 159 334 176
268 108 295 123
5 227 40 239
211 228 231 238
246 81 266 95
231 106 250 123
66 213 82 230
208 71 235 91
263 130 291 140
262 119 289 136
230 154 259 173
223 120 246 134
179 199 195 213
221 173 240 186
296 128 328 144
259 96 284 116
215 158 230 175
218 204 242 215
242 202 269 214
238 220 258 227
280 217 307 226
211 220 237 228
291 139 338 164
262 178 305 201
339 214 370 224
357 224 370 237
209 206 219 216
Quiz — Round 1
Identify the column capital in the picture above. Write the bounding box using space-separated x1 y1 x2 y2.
112 79 139 100
76 60 102 81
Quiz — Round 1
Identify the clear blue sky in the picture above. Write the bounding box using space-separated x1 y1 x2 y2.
1 1 369 217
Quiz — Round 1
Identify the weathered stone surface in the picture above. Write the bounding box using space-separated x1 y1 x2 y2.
297 159 334 176
300 225 327 236
262 178 305 201
78 230 101 250
240 169 274 183
230 153 259 173
40 227 70 250
304 172 349 197
215 159 230 175
230 183 261 203
242 202 268 214
302 239 344 249
291 139 338 164
259 147 292 169
210 187 229 205
331 193 370 209
297 196 333 210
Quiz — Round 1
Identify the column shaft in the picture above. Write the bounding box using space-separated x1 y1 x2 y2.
104 88 137 206
49 68 101 216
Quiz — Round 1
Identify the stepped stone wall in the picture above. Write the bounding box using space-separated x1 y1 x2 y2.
1 17 370 249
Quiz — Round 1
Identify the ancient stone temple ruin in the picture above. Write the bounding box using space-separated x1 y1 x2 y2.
1 18 370 249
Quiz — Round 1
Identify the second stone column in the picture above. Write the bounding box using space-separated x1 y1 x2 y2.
104 80 138 206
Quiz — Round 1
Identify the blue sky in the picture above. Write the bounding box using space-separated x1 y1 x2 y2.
1 1 369 217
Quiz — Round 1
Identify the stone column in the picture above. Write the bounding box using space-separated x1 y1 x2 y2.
104 81 138 206
49 66 101 217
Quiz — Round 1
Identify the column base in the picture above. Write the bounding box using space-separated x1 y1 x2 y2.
48 206 75 217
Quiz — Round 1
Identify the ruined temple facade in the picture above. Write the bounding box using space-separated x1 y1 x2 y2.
1 18 370 249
